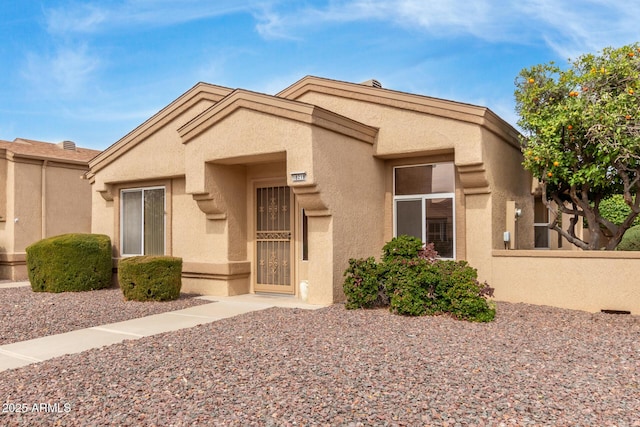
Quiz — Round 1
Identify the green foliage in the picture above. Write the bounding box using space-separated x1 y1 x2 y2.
118 256 183 301
436 261 496 322
599 195 640 226
382 235 424 262
383 258 440 316
26 234 112 293
342 237 495 322
616 224 640 251
342 257 386 309
515 43 640 250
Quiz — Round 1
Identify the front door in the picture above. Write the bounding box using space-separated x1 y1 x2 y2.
255 185 294 294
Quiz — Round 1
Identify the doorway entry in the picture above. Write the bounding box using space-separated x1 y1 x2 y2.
254 185 294 294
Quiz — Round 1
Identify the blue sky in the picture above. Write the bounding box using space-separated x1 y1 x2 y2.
1 1 638 151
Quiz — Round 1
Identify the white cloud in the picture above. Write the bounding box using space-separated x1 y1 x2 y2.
22 44 100 98
43 0 273 35
253 1 514 41
45 3 108 34
37 0 640 58
40 0 639 59
520 0 640 59
254 6 301 40
252 0 639 59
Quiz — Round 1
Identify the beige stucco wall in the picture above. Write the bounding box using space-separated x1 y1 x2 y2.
0 159 16 254
481 127 533 251
306 215 334 303
90 79 537 306
463 193 493 282
91 97 382 303
308 126 385 302
13 160 43 252
492 250 640 314
293 88 531 289
182 105 383 304
87 77 640 316
172 176 220 262
91 99 214 193
0 156 7 223
463 129 533 286
0 156 93 280
90 97 218 263
291 91 481 164
44 163 93 238
90 188 114 243
183 109 314 196
181 109 311 296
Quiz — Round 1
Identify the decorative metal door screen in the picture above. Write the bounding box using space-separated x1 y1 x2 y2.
255 186 294 293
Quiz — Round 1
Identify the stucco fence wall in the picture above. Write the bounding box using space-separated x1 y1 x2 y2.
490 250 640 315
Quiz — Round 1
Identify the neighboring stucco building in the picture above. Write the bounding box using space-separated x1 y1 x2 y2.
0 138 101 280
87 76 532 305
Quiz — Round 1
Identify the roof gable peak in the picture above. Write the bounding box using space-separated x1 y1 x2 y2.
179 87 377 145
89 82 234 173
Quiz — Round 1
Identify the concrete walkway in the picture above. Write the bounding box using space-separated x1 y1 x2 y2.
0 285 323 372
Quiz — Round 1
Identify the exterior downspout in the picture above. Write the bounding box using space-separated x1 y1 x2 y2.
41 160 48 239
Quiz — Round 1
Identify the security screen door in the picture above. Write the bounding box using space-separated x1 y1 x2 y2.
255 186 294 294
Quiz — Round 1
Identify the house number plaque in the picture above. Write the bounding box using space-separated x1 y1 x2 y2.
291 172 307 182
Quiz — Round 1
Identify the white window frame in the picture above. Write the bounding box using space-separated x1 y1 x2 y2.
393 163 456 259
120 186 166 257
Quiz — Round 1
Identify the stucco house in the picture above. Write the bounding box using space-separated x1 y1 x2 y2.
0 138 101 280
86 76 536 306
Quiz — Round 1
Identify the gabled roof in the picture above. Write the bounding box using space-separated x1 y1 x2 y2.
88 75 522 179
178 88 377 144
89 82 233 174
0 138 100 164
277 75 520 145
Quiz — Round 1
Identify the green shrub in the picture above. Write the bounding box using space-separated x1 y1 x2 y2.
118 256 182 301
599 194 640 227
26 233 112 293
434 261 495 322
343 257 386 309
383 259 495 321
382 235 424 262
383 258 440 316
342 237 496 322
616 224 640 251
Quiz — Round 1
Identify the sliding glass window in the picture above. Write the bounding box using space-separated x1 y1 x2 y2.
393 163 455 258
121 187 165 256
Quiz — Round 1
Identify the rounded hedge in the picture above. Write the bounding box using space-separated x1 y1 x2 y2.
26 233 113 293
599 195 640 227
118 256 182 301
616 224 640 251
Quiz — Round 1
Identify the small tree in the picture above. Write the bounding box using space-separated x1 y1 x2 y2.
515 43 640 250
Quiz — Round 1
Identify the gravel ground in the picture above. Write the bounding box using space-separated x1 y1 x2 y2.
0 286 209 345
1 300 639 426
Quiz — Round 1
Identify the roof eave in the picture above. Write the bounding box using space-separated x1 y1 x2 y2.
278 75 521 146
179 89 378 145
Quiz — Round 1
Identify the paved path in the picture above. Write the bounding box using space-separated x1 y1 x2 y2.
0 286 323 372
